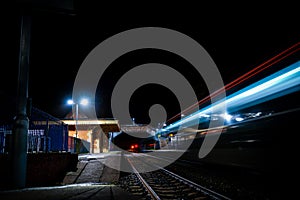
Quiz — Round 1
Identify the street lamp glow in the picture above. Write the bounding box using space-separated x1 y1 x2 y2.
67 99 74 105
80 98 89 106
66 98 89 153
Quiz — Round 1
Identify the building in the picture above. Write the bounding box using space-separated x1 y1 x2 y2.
62 112 120 153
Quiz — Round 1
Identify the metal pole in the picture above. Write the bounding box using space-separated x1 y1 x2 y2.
10 15 31 188
45 119 49 153
99 130 103 153
75 103 78 153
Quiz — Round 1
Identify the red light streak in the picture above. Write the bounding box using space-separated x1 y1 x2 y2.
167 42 300 123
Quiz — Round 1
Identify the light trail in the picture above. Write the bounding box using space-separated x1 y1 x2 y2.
159 60 300 133
166 42 300 124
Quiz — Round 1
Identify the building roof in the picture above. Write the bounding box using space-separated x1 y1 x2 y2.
62 119 120 132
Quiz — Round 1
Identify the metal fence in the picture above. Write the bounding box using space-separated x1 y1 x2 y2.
0 107 69 154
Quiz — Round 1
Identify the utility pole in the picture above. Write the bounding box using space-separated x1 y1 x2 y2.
10 15 31 188
75 103 78 153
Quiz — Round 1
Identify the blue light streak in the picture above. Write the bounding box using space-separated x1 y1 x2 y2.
159 61 300 134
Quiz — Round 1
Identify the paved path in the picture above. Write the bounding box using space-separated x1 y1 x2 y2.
0 152 137 200
63 152 122 185
0 184 139 200
75 159 103 183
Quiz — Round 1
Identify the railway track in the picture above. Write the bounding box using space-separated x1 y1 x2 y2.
118 155 231 200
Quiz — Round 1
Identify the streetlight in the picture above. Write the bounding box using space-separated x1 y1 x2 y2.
67 98 89 153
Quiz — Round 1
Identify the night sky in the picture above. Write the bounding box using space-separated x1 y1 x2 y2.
2 2 299 124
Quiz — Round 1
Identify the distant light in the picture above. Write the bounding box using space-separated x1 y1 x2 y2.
181 114 185 117
235 117 244 122
200 114 210 118
224 113 232 121
67 99 74 105
254 112 262 117
80 98 89 106
163 123 167 126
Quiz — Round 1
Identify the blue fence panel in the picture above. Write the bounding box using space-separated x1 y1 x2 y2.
0 132 4 153
48 124 69 152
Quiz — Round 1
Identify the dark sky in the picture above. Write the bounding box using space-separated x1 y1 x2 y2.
1 2 299 124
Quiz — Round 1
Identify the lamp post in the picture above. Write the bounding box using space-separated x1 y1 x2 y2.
67 98 88 153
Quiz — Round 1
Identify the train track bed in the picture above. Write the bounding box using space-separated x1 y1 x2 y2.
164 158 275 199
117 156 230 200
